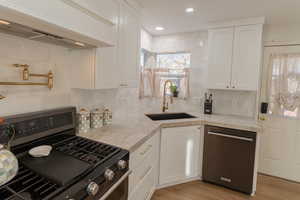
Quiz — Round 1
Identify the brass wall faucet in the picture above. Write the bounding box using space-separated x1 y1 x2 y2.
162 80 174 112
0 94 5 100
0 64 54 90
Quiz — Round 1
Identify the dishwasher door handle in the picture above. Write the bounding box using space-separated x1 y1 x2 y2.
208 132 254 142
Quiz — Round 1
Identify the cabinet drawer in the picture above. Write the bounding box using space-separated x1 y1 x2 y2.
129 149 153 193
130 135 156 170
129 166 155 200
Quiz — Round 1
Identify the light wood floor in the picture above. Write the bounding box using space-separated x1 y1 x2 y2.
151 175 300 200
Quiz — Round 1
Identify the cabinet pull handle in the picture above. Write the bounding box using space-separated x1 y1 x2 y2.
220 176 232 183
208 132 253 142
140 145 152 155
140 166 152 181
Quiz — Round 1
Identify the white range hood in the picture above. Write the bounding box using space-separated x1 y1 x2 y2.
0 1 116 48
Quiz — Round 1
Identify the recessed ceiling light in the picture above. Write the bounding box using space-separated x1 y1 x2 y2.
155 26 165 31
74 41 85 47
0 20 10 25
185 8 195 13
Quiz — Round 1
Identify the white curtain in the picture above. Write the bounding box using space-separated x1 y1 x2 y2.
267 53 300 117
139 68 190 99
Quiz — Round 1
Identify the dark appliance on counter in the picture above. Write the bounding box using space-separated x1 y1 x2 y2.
202 125 257 194
260 102 269 114
0 107 130 200
204 93 213 114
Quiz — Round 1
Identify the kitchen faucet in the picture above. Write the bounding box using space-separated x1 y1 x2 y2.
162 80 174 112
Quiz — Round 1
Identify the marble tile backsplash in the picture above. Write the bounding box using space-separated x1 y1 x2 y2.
209 90 257 118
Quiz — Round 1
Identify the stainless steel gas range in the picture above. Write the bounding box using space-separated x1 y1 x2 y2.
0 107 130 200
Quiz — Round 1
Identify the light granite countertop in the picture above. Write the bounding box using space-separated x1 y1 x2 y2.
78 101 261 152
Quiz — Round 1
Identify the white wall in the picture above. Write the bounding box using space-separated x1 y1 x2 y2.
0 33 73 115
2 24 300 117
264 24 300 45
0 33 118 116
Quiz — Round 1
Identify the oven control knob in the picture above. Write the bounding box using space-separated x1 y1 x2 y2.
87 181 99 196
104 169 115 181
118 160 127 170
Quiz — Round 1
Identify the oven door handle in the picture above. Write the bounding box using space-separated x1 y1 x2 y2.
208 131 254 142
99 170 132 200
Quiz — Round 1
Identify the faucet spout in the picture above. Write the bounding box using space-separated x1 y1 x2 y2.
162 80 174 112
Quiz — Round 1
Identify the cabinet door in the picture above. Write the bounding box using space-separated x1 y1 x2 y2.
94 47 120 89
159 126 201 186
207 28 234 89
70 49 95 89
95 13 120 90
118 2 140 88
231 24 263 91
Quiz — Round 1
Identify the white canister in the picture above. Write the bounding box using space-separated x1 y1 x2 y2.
91 109 104 129
77 108 90 133
103 108 112 126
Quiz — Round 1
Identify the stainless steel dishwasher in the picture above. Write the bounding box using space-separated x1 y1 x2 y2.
202 125 257 194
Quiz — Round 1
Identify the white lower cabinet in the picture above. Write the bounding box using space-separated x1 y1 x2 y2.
159 126 202 186
129 166 156 200
129 125 203 199
128 132 159 200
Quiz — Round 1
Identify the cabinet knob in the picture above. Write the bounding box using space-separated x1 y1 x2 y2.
226 86 229 88
232 86 235 89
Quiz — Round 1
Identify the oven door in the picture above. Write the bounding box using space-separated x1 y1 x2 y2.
99 171 131 200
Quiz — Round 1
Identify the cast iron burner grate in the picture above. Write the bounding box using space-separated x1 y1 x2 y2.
0 164 61 200
53 136 121 166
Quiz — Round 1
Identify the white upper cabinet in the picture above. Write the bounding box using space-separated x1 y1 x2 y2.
70 46 120 90
208 28 234 89
94 47 120 89
207 18 264 91
70 0 141 89
231 25 263 91
118 1 141 88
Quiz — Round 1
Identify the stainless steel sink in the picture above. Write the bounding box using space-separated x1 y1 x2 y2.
145 112 196 121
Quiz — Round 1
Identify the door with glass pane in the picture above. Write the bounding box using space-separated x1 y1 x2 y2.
259 45 300 182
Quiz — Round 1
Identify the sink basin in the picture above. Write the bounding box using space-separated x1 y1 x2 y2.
145 112 197 121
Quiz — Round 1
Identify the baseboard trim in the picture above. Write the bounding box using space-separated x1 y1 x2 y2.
258 172 300 184
156 176 201 189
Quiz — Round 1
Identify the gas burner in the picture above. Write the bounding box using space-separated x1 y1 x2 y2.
0 165 60 200
12 192 32 200
53 136 121 166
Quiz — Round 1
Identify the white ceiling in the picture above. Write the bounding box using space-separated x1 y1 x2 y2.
137 0 300 35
